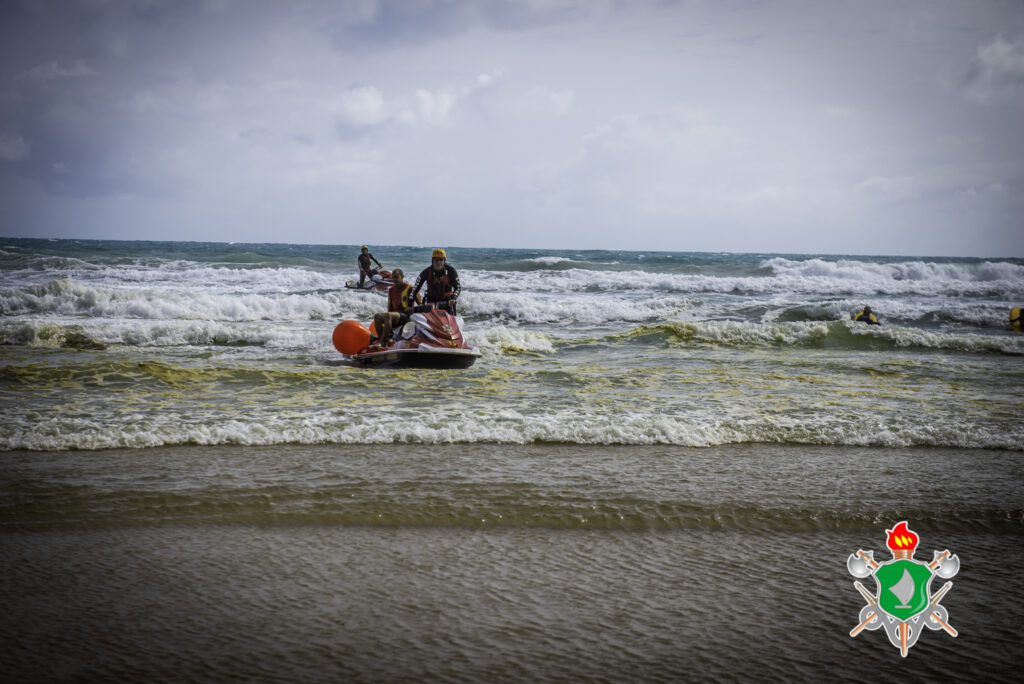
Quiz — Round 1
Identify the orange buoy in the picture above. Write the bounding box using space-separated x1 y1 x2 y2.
332 320 371 355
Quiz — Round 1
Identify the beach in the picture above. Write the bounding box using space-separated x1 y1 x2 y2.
2 239 1023 681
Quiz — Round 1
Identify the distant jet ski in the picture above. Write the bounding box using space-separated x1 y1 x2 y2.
345 269 393 294
333 307 481 369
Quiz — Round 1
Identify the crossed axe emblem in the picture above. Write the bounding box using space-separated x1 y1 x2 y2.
848 545 960 657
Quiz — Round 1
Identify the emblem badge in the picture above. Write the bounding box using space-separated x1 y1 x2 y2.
847 521 960 657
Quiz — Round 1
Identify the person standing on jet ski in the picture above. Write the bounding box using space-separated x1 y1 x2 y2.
412 248 461 315
357 245 382 287
372 269 420 346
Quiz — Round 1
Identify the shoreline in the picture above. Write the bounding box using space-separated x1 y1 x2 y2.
3 442 1021 533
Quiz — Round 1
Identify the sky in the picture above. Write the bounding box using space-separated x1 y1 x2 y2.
1 0 1023 257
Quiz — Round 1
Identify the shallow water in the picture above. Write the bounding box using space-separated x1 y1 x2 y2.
2 443 1021 531
2 444 1022 682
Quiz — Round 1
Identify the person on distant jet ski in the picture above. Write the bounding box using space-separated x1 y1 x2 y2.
357 245 382 287
372 269 420 346
852 305 881 325
412 248 461 315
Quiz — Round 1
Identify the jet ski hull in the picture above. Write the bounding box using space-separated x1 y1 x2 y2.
351 344 480 369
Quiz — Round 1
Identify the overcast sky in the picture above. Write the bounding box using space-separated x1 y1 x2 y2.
1 0 1022 256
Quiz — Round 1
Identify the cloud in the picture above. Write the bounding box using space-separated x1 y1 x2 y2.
519 86 575 115
414 87 458 123
506 107 750 227
336 69 502 133
978 35 1024 80
1 0 1022 255
323 0 479 52
964 35 1024 104
16 59 96 82
582 108 741 158
476 70 503 86
0 134 30 161
337 86 386 126
853 175 920 201
321 0 615 52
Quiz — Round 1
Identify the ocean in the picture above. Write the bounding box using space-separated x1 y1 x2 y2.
1 238 1022 682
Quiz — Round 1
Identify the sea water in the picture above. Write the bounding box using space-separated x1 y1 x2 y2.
1 239 1022 682
1 239 1021 450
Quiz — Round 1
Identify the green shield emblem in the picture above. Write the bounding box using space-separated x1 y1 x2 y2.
875 559 933 621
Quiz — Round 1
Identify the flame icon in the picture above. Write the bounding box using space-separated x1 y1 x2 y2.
885 521 920 556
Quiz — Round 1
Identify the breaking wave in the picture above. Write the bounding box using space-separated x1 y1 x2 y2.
3 399 1020 451
619 321 1024 354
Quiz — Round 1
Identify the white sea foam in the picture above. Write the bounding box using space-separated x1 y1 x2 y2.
6 310 1020 355
472 325 557 354
637 319 1024 354
0 318 330 350
662 320 835 347
464 259 1024 298
763 258 1024 296
525 256 576 265
0 279 349 321
867 324 1024 354
464 290 688 323
5 258 1020 332
467 269 709 294
5 406 1020 451
0 258 346 292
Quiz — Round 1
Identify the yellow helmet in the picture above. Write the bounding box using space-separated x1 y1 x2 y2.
361 245 368 250
432 248 447 259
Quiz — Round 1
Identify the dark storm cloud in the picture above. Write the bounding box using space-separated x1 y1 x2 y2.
0 0 285 199
2 2 170 196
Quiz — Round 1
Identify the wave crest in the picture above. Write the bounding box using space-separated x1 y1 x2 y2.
618 320 1024 354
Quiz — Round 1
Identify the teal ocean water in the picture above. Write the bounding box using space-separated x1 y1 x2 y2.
2 239 1023 681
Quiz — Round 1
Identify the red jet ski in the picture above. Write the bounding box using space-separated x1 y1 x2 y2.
345 269 393 294
333 308 481 369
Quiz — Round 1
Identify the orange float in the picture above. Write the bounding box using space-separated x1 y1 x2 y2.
332 320 371 355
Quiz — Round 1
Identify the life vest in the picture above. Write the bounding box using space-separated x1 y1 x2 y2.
358 253 374 272
388 282 413 313
426 266 454 302
853 310 879 325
